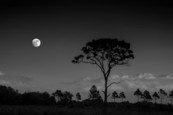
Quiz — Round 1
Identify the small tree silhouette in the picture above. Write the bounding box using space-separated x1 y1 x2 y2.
142 90 152 102
119 92 126 102
76 92 81 102
158 89 167 104
168 90 173 104
52 90 63 102
152 92 160 104
89 85 102 101
134 88 142 102
111 91 119 102
62 91 73 103
72 38 134 111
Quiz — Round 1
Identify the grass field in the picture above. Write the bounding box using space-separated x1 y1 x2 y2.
0 105 173 115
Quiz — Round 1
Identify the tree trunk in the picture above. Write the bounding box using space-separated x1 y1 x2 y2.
154 98 156 104
104 78 108 103
160 95 162 104
103 78 108 114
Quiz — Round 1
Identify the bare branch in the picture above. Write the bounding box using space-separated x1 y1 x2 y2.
94 56 106 74
105 66 111 78
107 93 110 98
78 58 105 74
107 81 120 88
102 90 105 94
92 60 105 74
87 56 106 75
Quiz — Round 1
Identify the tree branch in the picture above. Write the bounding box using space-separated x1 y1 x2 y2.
107 82 120 88
94 56 106 74
105 64 111 78
78 58 104 74
88 57 106 75
107 93 110 98
105 58 115 78
102 90 105 94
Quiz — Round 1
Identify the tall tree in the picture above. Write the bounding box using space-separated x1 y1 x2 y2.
134 88 142 102
76 92 81 102
143 90 152 102
168 90 173 104
72 38 134 110
119 92 126 102
158 89 167 104
152 92 160 104
111 91 119 102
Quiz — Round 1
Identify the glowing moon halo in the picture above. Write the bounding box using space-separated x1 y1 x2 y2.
32 38 41 47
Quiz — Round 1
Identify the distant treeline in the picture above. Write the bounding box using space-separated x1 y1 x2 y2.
0 84 103 106
0 84 173 107
0 85 55 105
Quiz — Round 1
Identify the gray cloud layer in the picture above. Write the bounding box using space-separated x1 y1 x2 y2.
0 71 32 89
68 73 173 92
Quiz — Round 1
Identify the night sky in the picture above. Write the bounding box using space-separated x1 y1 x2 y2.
0 1 173 103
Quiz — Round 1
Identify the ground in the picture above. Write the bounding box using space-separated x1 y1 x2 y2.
0 105 173 115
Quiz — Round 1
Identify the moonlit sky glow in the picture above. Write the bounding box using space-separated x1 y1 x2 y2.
0 1 173 102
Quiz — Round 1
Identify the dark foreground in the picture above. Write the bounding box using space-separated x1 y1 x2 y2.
0 105 173 115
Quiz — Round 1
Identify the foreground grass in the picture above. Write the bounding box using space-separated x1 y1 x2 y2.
0 105 173 115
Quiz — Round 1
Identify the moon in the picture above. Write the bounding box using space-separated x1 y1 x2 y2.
32 38 41 47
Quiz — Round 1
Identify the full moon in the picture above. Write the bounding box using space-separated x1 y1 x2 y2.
32 38 41 47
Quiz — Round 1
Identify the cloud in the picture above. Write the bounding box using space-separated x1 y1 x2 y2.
0 71 4 76
121 73 173 91
66 73 173 93
0 75 32 85
110 85 124 90
80 76 104 91
160 75 173 80
65 76 105 92
124 79 161 91
0 72 32 88
137 73 156 80
156 84 173 90
68 75 121 92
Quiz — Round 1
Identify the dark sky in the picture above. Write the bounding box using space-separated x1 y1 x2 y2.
0 1 173 103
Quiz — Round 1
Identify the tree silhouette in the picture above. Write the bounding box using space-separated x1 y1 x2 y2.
22 91 55 105
111 91 119 102
0 85 56 105
52 90 63 102
142 90 152 102
168 90 173 104
62 91 73 103
72 38 134 110
76 92 81 102
158 89 167 104
134 88 142 102
88 85 102 100
0 85 20 105
119 92 126 102
152 92 160 104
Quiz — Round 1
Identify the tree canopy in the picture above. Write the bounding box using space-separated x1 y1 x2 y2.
72 38 134 74
134 88 142 102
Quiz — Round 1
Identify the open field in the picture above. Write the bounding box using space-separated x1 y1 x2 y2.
0 105 173 115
